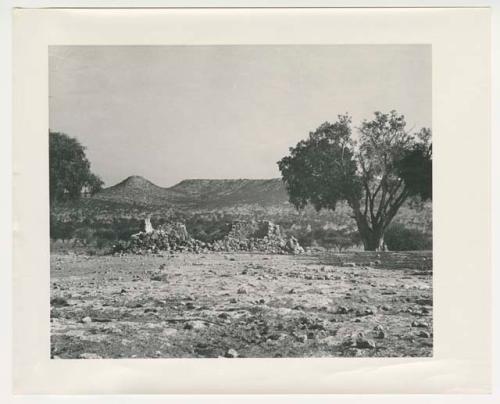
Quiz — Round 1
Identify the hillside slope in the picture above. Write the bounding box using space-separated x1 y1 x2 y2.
93 176 290 209
93 175 184 207
169 178 289 208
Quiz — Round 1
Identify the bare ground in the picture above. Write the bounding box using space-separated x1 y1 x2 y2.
50 251 432 359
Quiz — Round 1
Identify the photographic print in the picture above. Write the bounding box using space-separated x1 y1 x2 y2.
49 45 432 359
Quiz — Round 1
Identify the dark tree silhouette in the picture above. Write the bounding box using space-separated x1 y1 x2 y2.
278 111 432 251
49 131 104 204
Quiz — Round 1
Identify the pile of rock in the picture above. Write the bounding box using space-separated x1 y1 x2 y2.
207 220 304 254
117 222 210 254
115 219 304 255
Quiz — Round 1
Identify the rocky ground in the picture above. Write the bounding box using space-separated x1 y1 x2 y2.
50 251 432 359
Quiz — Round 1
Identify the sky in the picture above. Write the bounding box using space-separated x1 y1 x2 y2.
49 45 431 187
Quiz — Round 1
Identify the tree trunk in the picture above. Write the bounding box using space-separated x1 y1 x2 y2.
359 227 386 251
350 201 386 251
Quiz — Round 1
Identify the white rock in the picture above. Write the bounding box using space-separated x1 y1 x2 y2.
162 328 178 336
225 348 239 358
79 353 102 359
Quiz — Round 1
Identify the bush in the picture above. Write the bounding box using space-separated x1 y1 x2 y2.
312 228 360 251
112 240 130 253
384 223 432 251
73 227 95 246
285 225 359 251
50 219 75 242
111 218 142 240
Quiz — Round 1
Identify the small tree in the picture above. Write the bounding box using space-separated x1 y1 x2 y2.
49 131 104 205
278 111 432 251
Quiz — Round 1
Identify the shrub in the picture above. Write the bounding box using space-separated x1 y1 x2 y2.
312 228 360 251
50 219 75 243
94 236 112 250
111 218 142 240
284 225 359 251
112 240 129 253
73 227 95 246
384 223 432 251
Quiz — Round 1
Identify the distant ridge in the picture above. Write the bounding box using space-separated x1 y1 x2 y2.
93 176 290 209
169 178 289 208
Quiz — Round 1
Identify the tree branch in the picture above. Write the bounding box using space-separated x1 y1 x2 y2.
383 187 409 229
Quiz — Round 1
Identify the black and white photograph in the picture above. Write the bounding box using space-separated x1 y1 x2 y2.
48 45 433 359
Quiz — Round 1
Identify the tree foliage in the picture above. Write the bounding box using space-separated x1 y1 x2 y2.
278 111 432 251
49 131 104 204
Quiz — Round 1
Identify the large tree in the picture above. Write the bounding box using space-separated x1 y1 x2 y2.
49 131 104 204
278 111 432 251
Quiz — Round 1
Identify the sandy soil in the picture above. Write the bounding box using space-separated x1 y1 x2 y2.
50 251 432 358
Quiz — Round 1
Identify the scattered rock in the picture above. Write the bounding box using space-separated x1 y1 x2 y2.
184 320 206 330
356 307 376 316
81 316 92 324
237 286 248 294
150 274 168 282
79 353 102 359
356 336 376 349
337 306 351 314
321 336 337 347
93 318 112 323
50 297 69 307
411 321 430 328
225 348 239 358
162 328 178 336
295 333 308 343
416 298 433 306
372 325 385 338
343 348 363 356
341 333 376 349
